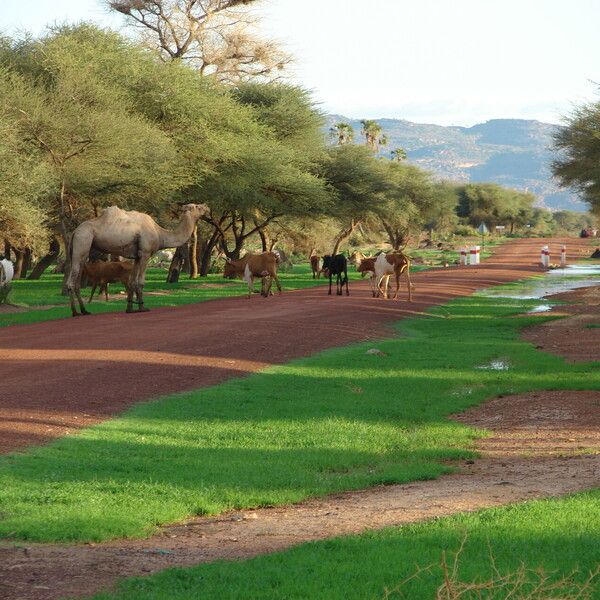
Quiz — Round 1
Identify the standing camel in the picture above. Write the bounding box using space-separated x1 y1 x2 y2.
66 203 209 316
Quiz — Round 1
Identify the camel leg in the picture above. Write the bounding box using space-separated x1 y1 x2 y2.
126 260 141 313
75 278 90 315
134 256 150 312
67 262 90 316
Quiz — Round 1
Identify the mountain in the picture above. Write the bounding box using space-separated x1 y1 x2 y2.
325 116 586 211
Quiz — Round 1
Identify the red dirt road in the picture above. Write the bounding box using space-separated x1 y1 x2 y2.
0 237 592 454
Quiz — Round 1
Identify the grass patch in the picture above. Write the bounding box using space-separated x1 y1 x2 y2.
0 293 598 543
93 489 600 600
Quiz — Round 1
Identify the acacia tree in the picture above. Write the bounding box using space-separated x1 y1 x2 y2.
323 144 390 255
376 162 436 250
360 119 387 152
108 0 292 82
457 183 535 233
0 115 53 278
553 94 600 215
0 27 185 285
329 122 354 145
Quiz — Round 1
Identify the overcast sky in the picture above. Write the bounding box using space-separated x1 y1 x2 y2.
3 0 599 126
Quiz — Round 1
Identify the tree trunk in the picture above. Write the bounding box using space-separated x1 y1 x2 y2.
332 219 358 255
3 241 11 260
220 236 244 260
167 244 187 283
199 228 221 276
258 227 269 252
13 249 25 279
189 226 199 279
28 238 60 280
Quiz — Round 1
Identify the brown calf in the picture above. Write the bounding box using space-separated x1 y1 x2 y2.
83 260 133 303
310 255 322 279
223 252 282 298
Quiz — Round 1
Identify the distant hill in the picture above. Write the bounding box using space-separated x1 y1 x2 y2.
325 116 586 212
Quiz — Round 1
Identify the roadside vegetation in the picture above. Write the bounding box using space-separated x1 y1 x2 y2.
1 290 599 543
93 488 600 600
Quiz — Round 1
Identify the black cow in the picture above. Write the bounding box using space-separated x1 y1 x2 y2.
322 254 349 296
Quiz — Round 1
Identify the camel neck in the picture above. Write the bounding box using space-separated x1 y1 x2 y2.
160 214 196 248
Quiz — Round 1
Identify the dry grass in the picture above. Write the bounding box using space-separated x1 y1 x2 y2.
383 536 600 600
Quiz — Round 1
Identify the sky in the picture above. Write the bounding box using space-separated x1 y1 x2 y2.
2 0 599 126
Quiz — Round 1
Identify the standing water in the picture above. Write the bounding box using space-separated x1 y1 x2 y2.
481 264 600 300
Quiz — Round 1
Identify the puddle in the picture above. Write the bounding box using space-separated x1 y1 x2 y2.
476 359 511 371
481 264 600 300
527 304 553 313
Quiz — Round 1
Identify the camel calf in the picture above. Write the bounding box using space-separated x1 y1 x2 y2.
374 252 412 301
83 260 133 303
223 252 282 298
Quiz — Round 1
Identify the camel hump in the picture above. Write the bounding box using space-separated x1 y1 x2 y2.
99 206 152 227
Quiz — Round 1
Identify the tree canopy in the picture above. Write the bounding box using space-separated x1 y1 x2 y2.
553 95 600 216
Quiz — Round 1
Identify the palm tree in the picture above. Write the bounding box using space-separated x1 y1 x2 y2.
390 147 407 161
360 119 387 152
329 122 354 145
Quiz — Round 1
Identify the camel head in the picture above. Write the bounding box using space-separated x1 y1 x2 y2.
180 203 210 222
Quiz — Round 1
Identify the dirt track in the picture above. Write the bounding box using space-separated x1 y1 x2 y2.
0 237 599 600
0 237 591 454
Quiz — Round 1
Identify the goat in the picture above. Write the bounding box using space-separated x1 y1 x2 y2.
83 260 133 303
374 252 412 301
223 252 282 298
310 255 322 279
322 254 349 296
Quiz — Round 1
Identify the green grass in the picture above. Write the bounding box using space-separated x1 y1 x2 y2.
0 293 598 543
93 488 600 600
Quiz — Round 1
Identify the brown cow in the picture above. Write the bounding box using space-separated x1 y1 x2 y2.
223 252 282 298
310 255 322 279
374 252 412 301
83 260 133 303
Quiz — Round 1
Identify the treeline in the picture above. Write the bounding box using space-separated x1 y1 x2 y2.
0 24 590 281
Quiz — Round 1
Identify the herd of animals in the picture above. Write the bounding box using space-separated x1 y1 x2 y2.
64 203 413 317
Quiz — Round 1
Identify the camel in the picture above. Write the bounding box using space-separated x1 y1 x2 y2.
66 203 209 316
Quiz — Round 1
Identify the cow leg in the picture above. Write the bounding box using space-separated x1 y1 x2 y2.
88 284 97 304
392 270 401 300
104 283 109 302
328 274 332 295
272 273 282 295
344 269 349 296
405 265 413 302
